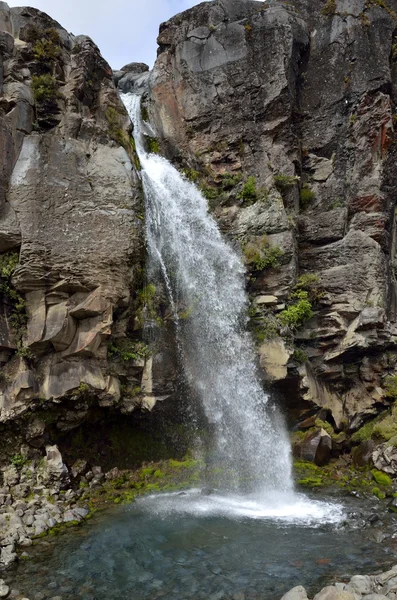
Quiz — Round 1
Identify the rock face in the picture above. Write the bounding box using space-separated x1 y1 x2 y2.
146 0 397 440
0 3 180 458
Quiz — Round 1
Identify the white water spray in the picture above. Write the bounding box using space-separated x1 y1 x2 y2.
122 92 293 494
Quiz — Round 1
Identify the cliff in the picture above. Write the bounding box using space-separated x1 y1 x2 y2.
143 0 397 455
0 3 157 456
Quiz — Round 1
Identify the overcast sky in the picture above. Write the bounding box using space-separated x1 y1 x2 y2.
7 0 200 69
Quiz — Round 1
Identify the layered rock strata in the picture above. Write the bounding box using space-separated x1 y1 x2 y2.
142 0 397 451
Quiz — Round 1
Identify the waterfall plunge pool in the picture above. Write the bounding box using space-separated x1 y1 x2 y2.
8 489 397 600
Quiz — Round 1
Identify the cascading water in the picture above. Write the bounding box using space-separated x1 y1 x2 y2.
122 92 293 495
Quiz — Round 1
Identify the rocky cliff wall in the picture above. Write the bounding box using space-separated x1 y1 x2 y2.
0 3 172 459
145 0 397 456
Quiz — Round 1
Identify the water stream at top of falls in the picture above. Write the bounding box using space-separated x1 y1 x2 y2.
122 92 293 496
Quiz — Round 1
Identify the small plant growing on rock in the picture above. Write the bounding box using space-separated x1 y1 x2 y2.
243 236 284 271
295 273 324 304
238 176 257 202
299 184 315 210
11 454 28 468
32 74 58 103
384 374 397 399
146 136 161 154
0 252 29 356
253 316 279 342
182 168 200 182
108 339 150 362
292 348 309 364
221 172 242 190
321 0 337 15
77 382 89 395
105 107 129 148
274 173 299 192
278 290 313 329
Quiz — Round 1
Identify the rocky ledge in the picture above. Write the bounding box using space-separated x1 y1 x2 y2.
282 565 397 600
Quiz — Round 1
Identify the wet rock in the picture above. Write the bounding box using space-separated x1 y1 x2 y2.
301 428 332 466
352 440 375 467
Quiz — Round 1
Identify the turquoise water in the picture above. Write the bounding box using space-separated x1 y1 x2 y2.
8 490 397 600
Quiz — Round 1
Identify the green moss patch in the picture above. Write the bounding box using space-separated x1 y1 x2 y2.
371 469 393 487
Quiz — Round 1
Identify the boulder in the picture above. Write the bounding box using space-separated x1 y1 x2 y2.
301 428 332 466
120 62 149 73
280 586 309 600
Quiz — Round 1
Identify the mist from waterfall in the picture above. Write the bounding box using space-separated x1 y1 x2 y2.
122 93 293 495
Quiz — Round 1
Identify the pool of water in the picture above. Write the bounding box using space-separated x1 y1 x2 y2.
8 489 397 600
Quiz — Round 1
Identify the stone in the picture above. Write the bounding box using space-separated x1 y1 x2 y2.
349 575 372 594
37 446 69 490
258 339 291 382
280 586 309 600
0 545 17 566
352 440 374 467
70 459 88 479
120 62 149 73
0 580 9 598
313 586 357 599
301 428 332 466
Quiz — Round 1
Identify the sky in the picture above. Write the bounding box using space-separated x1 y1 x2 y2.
7 0 200 69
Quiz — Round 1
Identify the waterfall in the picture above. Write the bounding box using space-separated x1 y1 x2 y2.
122 93 293 495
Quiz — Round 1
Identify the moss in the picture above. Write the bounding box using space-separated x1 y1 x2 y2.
182 168 200 182
201 184 219 201
141 105 149 122
371 405 397 441
146 136 161 154
315 419 335 438
146 483 160 492
108 339 150 362
141 467 155 477
168 458 200 469
0 252 28 357
292 348 309 364
371 469 393 487
154 469 165 478
372 487 386 500
384 375 397 399
11 454 29 468
105 107 130 149
351 415 381 442
297 476 323 487
294 460 321 472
